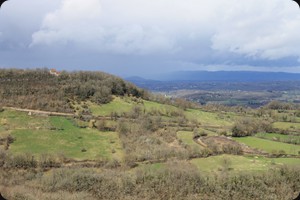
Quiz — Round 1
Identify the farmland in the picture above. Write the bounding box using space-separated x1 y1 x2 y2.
233 137 300 155
0 110 123 161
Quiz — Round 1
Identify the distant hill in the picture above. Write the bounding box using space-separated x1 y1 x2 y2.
154 71 300 82
126 71 300 92
0 68 146 112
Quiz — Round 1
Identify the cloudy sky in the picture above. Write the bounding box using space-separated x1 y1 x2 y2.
1 0 300 77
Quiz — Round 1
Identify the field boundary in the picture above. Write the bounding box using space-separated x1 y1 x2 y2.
3 107 75 117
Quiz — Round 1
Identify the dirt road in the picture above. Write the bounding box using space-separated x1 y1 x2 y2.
3 107 75 117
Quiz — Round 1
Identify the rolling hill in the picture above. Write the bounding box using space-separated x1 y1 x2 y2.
0 69 299 200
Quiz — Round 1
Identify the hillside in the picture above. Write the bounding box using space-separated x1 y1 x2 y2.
0 69 299 200
0 68 146 113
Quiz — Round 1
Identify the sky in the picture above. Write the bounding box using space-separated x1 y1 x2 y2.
1 0 300 78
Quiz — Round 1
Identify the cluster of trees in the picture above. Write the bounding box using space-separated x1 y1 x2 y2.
231 117 273 137
0 68 147 112
265 101 299 110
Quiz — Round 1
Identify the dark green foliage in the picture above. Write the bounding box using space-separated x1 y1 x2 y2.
0 68 145 112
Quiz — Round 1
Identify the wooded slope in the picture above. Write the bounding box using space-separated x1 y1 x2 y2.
0 68 146 112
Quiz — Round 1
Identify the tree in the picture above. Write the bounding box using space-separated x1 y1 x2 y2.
232 118 258 137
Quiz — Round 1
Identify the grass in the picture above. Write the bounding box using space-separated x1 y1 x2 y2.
191 155 300 173
143 100 180 115
256 132 300 144
89 97 134 116
273 122 300 130
0 109 49 130
89 97 182 117
233 137 300 155
6 116 123 161
177 131 203 150
185 109 233 127
87 97 236 136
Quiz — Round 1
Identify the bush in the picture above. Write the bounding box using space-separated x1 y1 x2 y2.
232 118 255 137
0 149 7 167
39 154 62 169
222 144 243 155
5 153 37 169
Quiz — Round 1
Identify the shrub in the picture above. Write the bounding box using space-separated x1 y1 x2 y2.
222 144 243 155
0 149 7 167
232 118 260 137
95 119 107 131
39 154 61 169
5 153 37 169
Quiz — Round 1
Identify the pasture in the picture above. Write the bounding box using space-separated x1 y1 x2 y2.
0 110 123 161
191 155 300 173
256 132 300 145
233 137 300 155
177 131 203 150
89 97 134 116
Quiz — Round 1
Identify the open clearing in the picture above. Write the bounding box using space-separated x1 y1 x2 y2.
233 137 300 155
273 122 300 131
256 132 300 144
89 97 134 116
191 155 300 173
177 131 204 150
0 111 123 161
185 109 233 127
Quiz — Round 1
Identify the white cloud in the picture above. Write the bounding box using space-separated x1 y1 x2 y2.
31 0 181 54
29 0 300 62
31 0 102 46
211 0 300 60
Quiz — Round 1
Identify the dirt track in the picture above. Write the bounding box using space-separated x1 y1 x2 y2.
3 107 75 117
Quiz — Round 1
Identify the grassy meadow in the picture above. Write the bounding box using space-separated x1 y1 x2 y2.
177 131 204 150
256 132 300 144
0 111 123 161
191 155 300 173
233 137 300 155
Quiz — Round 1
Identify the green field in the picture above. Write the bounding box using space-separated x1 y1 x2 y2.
88 96 236 127
233 137 300 155
89 97 134 116
143 100 180 115
0 111 123 161
177 131 203 150
185 109 233 127
89 97 183 117
256 132 300 144
273 121 300 130
0 110 50 130
191 155 300 173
